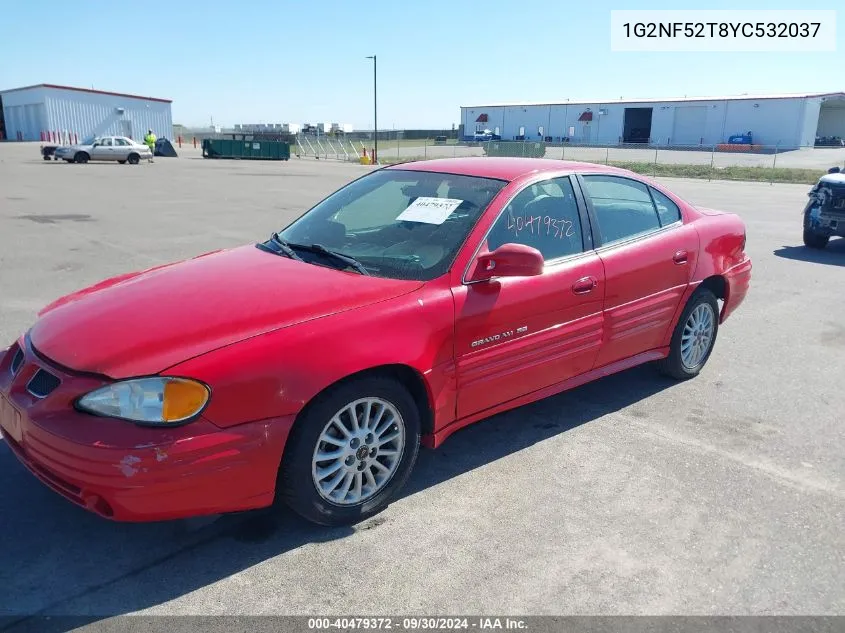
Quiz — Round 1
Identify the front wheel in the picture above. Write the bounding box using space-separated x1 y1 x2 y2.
74 152 89 164
657 288 719 380
803 228 829 249
279 377 421 526
127 153 140 165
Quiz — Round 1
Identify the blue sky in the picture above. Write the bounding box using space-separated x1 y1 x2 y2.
0 1 840 129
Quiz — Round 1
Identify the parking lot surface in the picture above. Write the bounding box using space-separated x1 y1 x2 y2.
0 143 843 620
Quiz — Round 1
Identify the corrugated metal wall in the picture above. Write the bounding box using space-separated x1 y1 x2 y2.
0 87 49 140
44 90 172 142
462 97 812 148
0 86 172 142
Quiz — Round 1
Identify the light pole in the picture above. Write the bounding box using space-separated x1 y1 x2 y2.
366 55 377 164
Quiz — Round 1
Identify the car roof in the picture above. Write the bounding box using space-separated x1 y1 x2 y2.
386 157 637 182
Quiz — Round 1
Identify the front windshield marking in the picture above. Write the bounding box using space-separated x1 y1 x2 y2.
395 197 464 225
277 169 507 281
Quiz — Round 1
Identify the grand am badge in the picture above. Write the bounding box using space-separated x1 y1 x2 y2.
471 326 528 348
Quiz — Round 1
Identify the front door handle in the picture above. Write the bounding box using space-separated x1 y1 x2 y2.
572 276 597 294
673 250 689 264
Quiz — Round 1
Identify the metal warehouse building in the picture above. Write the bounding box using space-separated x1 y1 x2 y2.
0 83 172 143
461 92 845 149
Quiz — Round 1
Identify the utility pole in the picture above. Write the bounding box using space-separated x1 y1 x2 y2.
366 55 378 164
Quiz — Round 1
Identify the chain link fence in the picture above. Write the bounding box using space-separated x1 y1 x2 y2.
170 129 845 184
358 137 844 184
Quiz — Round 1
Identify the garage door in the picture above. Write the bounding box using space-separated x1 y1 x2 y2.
672 106 707 145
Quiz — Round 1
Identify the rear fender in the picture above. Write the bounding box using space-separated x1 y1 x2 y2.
690 212 750 324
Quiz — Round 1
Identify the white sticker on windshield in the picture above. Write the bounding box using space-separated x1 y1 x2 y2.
396 197 463 225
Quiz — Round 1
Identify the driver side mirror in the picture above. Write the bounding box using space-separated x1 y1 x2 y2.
467 243 544 282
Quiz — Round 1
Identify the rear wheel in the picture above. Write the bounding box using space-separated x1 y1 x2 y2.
74 152 89 164
658 288 719 380
280 376 421 526
803 228 829 249
127 153 140 165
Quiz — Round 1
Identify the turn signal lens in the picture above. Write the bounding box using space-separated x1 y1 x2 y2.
162 379 209 422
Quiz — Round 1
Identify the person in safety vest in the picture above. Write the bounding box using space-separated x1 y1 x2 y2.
144 129 156 163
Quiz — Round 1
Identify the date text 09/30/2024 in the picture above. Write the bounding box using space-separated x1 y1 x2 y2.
307 617 528 630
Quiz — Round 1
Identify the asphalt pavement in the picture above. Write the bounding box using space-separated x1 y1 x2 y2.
0 143 842 621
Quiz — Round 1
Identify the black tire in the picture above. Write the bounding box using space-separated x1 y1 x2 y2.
657 288 720 381
127 153 140 165
118 160 126 164
803 228 829 249
279 376 421 526
43 155 51 161
74 152 89 164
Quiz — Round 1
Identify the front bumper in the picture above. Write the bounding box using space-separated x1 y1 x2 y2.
808 206 845 238
0 338 294 522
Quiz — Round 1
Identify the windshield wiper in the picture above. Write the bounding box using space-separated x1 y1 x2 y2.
298 243 370 276
266 232 304 262
261 234 369 275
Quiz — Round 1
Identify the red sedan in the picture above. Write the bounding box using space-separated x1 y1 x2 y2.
0 158 752 526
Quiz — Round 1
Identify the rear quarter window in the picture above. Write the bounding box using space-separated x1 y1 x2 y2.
649 187 682 226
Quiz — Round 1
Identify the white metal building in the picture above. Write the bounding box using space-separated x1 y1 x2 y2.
0 84 172 143
461 92 845 149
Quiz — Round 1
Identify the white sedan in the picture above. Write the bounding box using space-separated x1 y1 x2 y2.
55 136 153 164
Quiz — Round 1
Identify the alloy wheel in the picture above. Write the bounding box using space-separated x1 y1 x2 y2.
680 303 715 369
311 397 406 506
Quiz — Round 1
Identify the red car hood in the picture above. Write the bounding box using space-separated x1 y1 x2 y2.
29 245 422 378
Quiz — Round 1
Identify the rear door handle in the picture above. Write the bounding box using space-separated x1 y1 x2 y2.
672 250 688 264
572 276 597 294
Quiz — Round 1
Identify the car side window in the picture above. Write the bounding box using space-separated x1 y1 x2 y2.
114 138 129 146
100 137 113 146
581 175 661 246
486 176 583 261
649 187 682 226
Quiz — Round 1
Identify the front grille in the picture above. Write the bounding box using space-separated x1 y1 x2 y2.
9 347 24 376
822 204 845 219
26 369 61 398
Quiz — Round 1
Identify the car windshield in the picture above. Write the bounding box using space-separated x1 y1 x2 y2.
81 136 96 145
276 169 507 281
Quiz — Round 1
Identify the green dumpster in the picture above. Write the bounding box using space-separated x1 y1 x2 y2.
202 137 290 161
483 141 547 158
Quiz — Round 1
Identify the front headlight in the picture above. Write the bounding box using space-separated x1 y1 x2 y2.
76 377 210 426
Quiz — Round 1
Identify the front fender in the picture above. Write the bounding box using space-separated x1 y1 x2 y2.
164 281 457 431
